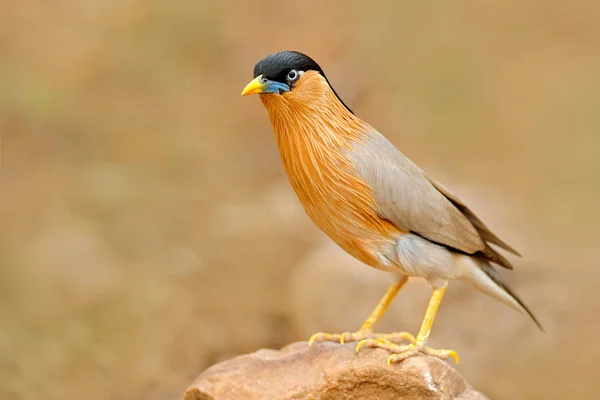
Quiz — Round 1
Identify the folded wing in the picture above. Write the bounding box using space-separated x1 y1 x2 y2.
348 129 519 269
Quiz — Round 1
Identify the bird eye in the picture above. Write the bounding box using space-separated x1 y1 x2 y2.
260 76 268 84
287 70 299 82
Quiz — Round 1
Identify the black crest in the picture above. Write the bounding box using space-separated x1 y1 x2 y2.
252 51 353 114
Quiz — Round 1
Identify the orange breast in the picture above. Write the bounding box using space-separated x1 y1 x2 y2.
259 73 400 268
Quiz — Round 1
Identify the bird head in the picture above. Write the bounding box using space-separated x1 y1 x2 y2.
241 51 352 114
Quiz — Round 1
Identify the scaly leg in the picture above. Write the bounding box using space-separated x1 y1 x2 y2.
308 276 414 346
356 282 460 365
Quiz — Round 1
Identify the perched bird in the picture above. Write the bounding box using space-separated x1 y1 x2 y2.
241 51 541 365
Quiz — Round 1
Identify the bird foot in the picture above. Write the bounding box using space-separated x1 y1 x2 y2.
308 330 414 347
355 337 460 365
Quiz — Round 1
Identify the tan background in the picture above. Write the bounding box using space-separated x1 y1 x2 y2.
1 1 599 399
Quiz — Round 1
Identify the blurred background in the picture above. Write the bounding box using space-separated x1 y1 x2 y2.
1 1 599 399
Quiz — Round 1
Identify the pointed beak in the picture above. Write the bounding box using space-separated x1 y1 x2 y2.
241 76 266 96
241 75 290 96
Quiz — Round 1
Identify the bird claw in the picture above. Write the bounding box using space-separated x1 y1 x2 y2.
420 346 460 364
355 337 460 365
308 330 414 347
308 331 352 347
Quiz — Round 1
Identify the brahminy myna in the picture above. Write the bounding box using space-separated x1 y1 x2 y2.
241 50 541 365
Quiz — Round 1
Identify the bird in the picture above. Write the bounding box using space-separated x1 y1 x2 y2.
241 50 541 365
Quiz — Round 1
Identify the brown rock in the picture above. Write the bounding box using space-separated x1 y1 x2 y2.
184 341 487 400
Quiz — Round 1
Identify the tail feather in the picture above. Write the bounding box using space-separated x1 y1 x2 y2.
479 263 543 331
461 258 543 331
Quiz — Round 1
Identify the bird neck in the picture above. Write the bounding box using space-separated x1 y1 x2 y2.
259 75 366 149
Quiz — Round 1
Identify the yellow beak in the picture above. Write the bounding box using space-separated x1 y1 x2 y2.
241 76 266 96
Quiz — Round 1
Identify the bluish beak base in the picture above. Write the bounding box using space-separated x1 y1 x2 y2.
261 80 290 94
241 75 291 96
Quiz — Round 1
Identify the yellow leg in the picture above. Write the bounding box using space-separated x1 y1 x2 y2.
360 276 408 331
414 282 446 346
308 277 414 346
356 282 460 365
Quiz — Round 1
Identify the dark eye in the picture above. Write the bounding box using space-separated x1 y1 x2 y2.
287 69 298 82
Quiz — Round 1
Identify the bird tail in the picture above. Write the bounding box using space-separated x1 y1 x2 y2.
460 257 543 331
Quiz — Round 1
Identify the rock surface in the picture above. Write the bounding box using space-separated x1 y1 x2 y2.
184 341 487 400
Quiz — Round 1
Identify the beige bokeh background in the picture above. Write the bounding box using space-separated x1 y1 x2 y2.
1 1 599 399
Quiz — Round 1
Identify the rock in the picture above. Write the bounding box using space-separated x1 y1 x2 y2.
184 341 487 400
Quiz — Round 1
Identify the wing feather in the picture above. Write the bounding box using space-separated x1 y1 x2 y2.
348 129 518 268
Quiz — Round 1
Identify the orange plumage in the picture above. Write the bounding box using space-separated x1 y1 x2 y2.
260 70 400 268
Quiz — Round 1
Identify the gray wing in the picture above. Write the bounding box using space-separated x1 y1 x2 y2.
348 129 519 268
424 174 520 256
